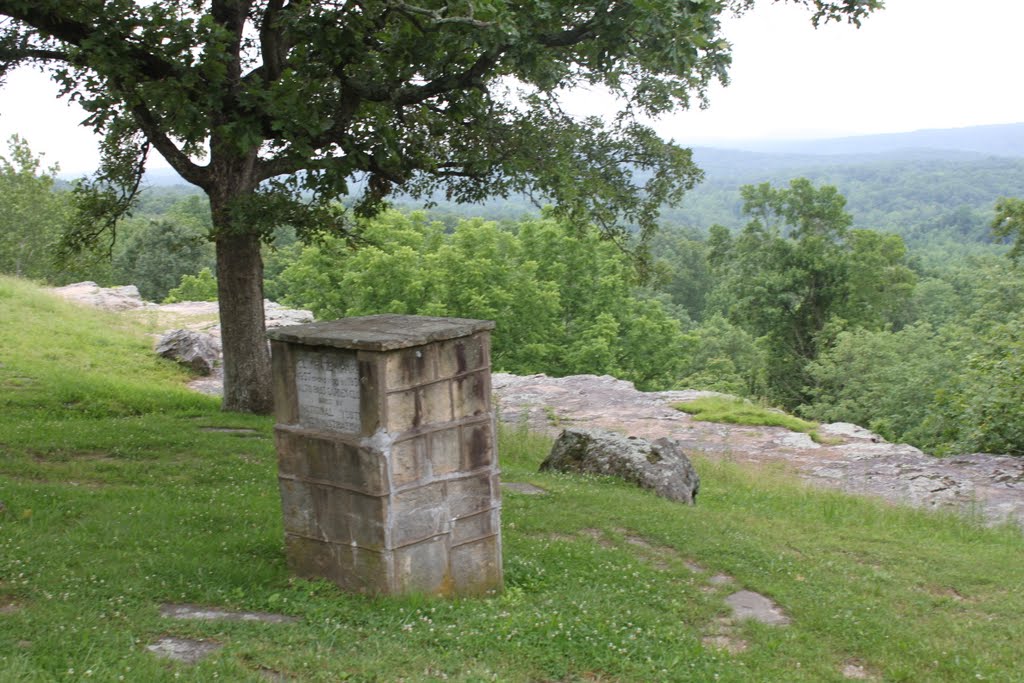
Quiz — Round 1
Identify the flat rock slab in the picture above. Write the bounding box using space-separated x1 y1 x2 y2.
501 482 548 495
146 637 221 664
725 590 791 626
160 603 298 624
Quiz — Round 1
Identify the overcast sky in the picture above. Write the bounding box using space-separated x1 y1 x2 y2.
1 0 1022 174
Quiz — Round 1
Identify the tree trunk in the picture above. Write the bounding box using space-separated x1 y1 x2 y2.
215 231 274 414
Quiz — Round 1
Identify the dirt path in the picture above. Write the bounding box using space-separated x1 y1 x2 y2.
492 373 1024 529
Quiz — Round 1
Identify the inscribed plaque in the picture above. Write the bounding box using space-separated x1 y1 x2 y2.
294 348 361 433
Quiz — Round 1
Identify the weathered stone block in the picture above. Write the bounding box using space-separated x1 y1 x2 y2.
333 543 390 594
419 380 454 426
393 537 451 595
450 535 502 595
385 345 438 389
357 355 383 436
451 508 499 546
284 534 336 580
386 389 419 433
288 484 386 549
447 473 495 519
390 437 423 487
427 428 462 476
391 482 448 547
285 535 389 594
337 490 387 549
274 429 304 477
271 341 298 425
276 430 387 495
437 332 489 377
453 371 489 418
278 478 323 539
461 421 493 471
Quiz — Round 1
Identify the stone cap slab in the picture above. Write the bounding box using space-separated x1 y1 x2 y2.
267 315 495 351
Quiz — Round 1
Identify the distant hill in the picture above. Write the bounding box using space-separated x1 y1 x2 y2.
713 122 1024 158
668 148 1024 244
89 123 1024 247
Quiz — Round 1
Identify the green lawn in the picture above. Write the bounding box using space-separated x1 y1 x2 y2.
2 275 1023 682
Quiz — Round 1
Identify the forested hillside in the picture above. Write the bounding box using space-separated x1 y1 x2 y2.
4 132 1023 456
139 150 1024 247
670 148 1024 244
131 123 1024 247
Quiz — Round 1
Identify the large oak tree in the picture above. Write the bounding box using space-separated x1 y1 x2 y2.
0 0 878 413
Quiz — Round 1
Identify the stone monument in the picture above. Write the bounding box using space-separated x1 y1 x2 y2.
267 314 503 596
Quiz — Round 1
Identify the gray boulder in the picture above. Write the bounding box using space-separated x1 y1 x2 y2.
540 428 700 504
155 329 221 375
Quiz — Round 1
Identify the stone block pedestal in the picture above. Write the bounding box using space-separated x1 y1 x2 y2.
267 315 502 596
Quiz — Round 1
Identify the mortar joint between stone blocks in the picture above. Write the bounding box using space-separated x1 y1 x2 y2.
278 473 390 498
449 531 502 550
286 532 393 555
390 465 501 493
387 412 497 440
388 530 454 552
384 367 491 394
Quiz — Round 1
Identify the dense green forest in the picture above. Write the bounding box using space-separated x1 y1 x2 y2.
2 134 1022 456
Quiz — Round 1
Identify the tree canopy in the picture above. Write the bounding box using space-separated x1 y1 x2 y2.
706 178 916 406
0 136 66 281
0 0 880 413
992 196 1024 262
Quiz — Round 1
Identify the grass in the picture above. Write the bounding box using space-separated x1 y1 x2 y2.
3 274 1024 681
674 396 840 444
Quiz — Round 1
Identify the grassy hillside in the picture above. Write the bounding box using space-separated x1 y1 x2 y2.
2 275 1024 682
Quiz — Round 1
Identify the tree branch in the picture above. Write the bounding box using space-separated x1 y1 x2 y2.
258 0 288 83
130 103 210 188
0 2 179 79
535 2 616 47
0 46 69 64
391 51 499 105
385 0 494 29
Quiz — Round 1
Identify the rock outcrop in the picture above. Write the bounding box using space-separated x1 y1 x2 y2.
264 301 315 329
51 281 151 311
493 372 1024 529
541 428 700 504
50 283 314 337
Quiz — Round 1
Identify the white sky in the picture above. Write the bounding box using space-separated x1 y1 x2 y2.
0 0 1022 174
